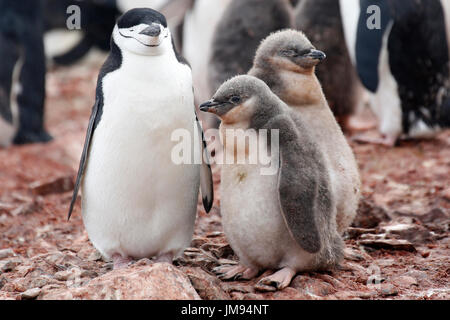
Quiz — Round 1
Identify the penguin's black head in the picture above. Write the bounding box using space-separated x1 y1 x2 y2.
200 75 273 124
114 8 171 55
254 29 326 73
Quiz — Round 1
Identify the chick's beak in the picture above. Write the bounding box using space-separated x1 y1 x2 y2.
307 49 326 61
199 99 221 113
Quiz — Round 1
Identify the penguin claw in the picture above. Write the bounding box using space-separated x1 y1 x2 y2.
255 267 296 291
213 265 245 281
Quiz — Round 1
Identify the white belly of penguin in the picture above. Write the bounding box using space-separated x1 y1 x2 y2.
81 61 200 260
220 143 314 271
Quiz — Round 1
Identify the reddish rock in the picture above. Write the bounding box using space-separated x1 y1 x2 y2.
392 275 418 288
290 275 337 297
272 287 316 300
29 176 74 196
182 267 230 300
378 283 398 297
40 263 200 300
353 197 391 228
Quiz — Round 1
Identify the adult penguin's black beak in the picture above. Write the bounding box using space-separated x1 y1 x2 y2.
139 24 161 37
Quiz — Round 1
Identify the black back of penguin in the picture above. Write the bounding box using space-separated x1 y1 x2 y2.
209 0 293 95
386 0 450 131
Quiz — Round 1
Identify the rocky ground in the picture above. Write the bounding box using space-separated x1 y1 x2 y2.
0 59 449 300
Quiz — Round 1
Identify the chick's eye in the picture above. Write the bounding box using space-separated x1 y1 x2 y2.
299 49 312 56
230 96 241 104
129 28 135 32
280 49 297 57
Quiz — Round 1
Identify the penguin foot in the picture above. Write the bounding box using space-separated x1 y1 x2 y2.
153 252 174 264
112 254 133 269
347 115 378 132
213 265 259 281
352 133 398 147
13 130 53 145
255 267 296 292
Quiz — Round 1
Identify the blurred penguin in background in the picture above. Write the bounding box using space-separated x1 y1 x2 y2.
183 0 232 105
296 0 450 145
0 0 52 146
44 0 187 66
44 0 120 66
341 0 450 146
295 0 363 130
208 0 295 100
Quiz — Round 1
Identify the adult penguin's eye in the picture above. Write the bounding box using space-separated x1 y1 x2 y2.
230 96 241 104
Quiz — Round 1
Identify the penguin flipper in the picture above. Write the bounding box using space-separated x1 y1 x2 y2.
268 114 332 254
195 113 214 213
67 98 100 220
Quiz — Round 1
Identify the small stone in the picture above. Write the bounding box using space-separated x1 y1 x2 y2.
291 275 337 296
0 248 15 260
344 247 371 261
381 222 433 244
393 275 418 288
29 176 74 196
346 227 377 239
0 260 20 273
442 187 450 201
190 237 208 248
358 239 416 252
182 267 230 300
0 276 7 289
378 283 398 297
20 288 42 300
200 243 234 259
206 231 224 238
273 287 316 300
135 258 152 266
353 197 391 228
87 250 103 262
29 276 52 289
222 283 255 294
419 208 449 224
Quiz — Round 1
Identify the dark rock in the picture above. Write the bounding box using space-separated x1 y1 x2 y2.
353 197 391 228
358 238 416 252
182 267 231 300
381 222 434 244
346 227 377 239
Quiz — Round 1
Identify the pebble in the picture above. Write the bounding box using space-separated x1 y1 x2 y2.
393 275 418 288
20 288 41 300
0 260 20 273
0 248 15 260
379 283 398 297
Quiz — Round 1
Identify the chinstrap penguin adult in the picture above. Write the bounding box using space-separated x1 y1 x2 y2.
340 0 450 145
68 8 213 269
0 0 52 146
249 30 361 234
200 75 343 291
